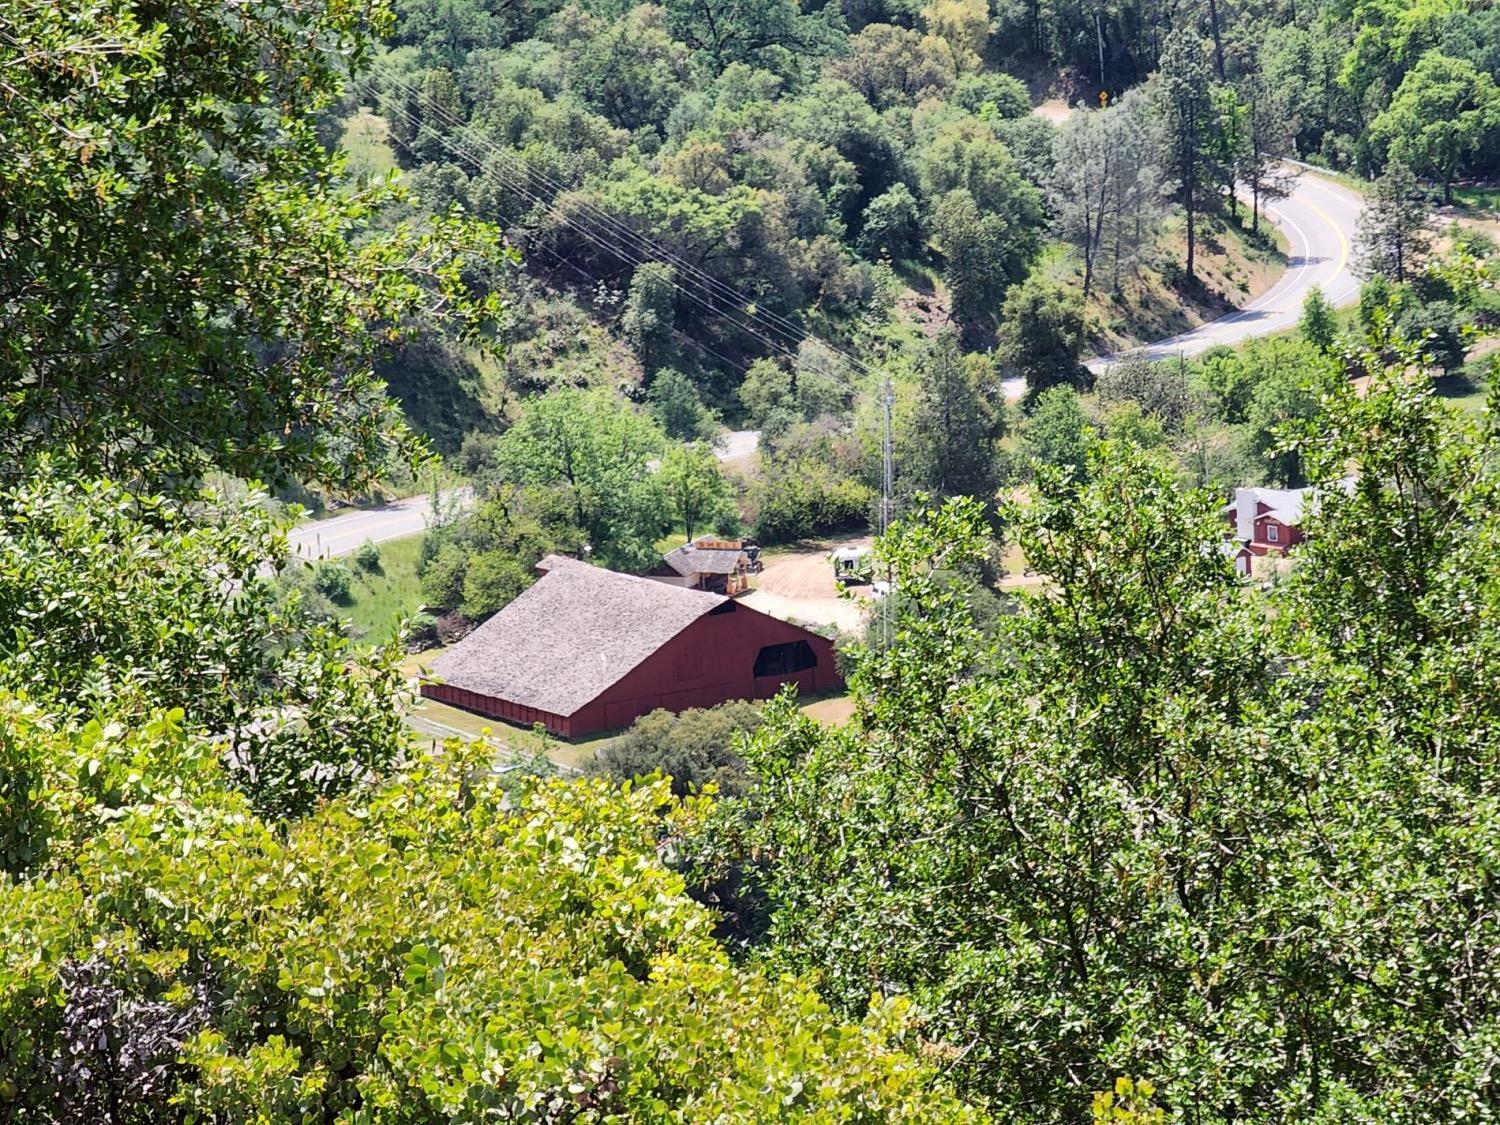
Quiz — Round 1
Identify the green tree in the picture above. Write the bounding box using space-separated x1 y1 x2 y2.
739 359 797 429
749 456 874 542
1369 52 1500 203
1355 160 1435 283
951 72 1031 119
1244 346 1339 485
1235 73 1297 233
738 355 848 434
826 23 957 110
460 550 533 618
1152 27 1223 282
1094 355 1200 433
995 276 1091 400
421 542 472 609
663 0 842 74
743 467 1264 1120
1 0 502 491
1299 286 1339 351
568 4 692 132
649 368 717 442
0 718 983 1120
587 701 764 796
1049 95 1169 298
933 188 1028 340
0 470 407 820
496 389 671 571
1262 23 1352 159
623 262 680 374
904 333 1007 501
1019 386 1093 477
858 183 923 260
917 119 1044 222
659 442 736 541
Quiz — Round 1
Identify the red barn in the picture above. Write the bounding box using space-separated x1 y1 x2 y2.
421 556 842 738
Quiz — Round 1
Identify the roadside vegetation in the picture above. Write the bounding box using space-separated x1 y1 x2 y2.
8 0 1500 1118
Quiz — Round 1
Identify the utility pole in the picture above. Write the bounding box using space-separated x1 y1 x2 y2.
1096 11 1107 93
879 377 895 650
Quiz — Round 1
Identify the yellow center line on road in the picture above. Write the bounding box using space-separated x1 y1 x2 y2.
1290 176 1358 301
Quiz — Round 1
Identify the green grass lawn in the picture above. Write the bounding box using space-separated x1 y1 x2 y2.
341 533 426 642
1452 185 1500 213
1434 360 1493 415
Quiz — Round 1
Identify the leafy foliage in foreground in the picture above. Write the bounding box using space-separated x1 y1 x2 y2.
0 707 981 1122
0 0 502 491
740 341 1500 1122
0 469 407 821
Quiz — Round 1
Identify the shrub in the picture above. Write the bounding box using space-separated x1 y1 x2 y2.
310 560 353 604
404 611 440 651
1299 287 1338 351
419 543 470 610
588 702 764 797
460 551 532 620
353 540 382 573
749 457 874 543
1095 355 1199 433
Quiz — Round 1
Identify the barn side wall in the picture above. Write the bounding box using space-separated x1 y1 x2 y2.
419 682 573 739
569 603 842 737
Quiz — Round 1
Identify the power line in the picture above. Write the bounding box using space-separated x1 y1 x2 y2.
381 92 904 626
383 101 810 371
378 73 884 381
381 72 832 361
380 100 775 381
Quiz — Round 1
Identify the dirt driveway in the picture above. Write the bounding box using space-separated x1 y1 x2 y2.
741 535 875 635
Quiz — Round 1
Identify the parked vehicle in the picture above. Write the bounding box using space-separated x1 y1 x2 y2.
831 546 874 585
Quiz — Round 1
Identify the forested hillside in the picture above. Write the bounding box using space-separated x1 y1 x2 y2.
344 0 1500 439
5 0 1500 1119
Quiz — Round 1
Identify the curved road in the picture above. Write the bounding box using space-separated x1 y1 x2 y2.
295 172 1363 553
289 430 762 559
1004 167 1364 397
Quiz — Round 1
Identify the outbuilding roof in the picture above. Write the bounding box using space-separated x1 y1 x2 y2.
428 557 729 717
661 542 745 577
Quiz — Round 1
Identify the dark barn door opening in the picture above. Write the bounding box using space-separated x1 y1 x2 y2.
753 640 817 678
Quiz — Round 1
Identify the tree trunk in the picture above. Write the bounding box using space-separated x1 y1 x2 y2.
1186 212 1195 279
1207 0 1226 80
1184 146 1197 281
1084 152 1111 299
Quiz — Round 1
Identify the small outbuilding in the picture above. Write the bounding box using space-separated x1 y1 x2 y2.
654 538 755 594
421 556 841 738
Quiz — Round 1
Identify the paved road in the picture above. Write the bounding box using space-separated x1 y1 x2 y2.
1003 167 1364 398
286 490 470 560
289 432 762 559
716 428 760 462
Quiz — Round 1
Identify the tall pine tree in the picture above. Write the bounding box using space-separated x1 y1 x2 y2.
1153 27 1222 283
1355 161 1434 284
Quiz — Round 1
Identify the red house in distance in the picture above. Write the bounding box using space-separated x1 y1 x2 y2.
421 556 842 738
1223 485 1313 575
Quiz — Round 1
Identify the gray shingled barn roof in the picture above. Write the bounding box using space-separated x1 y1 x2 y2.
662 543 745 577
428 557 728 717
